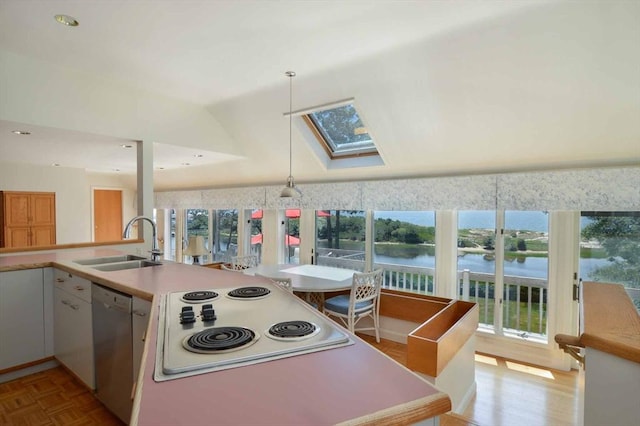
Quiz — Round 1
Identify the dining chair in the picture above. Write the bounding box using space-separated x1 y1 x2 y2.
254 273 293 293
220 263 238 272
231 254 259 269
222 255 259 271
323 269 384 343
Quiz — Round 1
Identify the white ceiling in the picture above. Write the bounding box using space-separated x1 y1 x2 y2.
1 0 639 190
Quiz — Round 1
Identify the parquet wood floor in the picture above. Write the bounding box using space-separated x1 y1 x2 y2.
0 366 123 426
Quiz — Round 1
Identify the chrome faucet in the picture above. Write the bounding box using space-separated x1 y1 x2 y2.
123 216 163 262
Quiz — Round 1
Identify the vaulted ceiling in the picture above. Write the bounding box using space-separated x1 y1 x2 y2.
1 0 638 191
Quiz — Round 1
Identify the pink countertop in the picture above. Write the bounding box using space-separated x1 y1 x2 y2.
1 250 451 425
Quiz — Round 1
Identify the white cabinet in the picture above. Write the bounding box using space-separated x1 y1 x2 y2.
53 269 94 388
53 269 91 303
0 269 46 370
132 297 152 381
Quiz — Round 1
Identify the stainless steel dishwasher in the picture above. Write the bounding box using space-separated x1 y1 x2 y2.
92 283 133 424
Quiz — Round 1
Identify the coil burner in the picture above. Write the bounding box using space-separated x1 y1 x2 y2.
267 320 320 341
183 327 259 354
181 290 219 303
226 286 271 300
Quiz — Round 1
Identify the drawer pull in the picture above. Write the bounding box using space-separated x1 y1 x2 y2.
56 278 65 283
133 310 147 317
73 285 85 291
61 299 79 310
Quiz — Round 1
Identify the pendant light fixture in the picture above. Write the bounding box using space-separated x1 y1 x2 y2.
280 71 301 198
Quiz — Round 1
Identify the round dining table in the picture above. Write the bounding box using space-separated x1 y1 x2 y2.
243 263 359 309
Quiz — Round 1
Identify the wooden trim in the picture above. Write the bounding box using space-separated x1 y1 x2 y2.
301 115 380 160
0 238 143 254
579 281 640 364
52 262 155 301
302 115 334 158
407 301 479 376
379 290 452 324
382 288 452 303
0 356 55 375
336 393 451 426
53 358 95 392
201 262 225 269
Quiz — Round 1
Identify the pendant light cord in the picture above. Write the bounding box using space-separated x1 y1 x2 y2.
288 71 293 179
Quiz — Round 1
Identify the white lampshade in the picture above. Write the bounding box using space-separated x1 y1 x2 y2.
184 235 208 256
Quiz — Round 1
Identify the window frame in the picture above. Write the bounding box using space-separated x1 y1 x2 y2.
301 104 379 160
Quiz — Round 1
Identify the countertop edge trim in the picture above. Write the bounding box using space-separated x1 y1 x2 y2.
335 392 452 426
580 333 640 364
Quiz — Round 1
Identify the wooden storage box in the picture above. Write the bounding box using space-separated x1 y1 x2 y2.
407 301 478 377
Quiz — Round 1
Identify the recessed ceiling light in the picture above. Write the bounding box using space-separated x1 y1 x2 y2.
12 130 30 135
121 144 133 148
55 14 79 27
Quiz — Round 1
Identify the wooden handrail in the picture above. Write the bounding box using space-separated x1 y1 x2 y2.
554 333 584 365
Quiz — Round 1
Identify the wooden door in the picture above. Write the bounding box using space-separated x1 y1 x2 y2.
93 189 123 242
5 192 30 227
5 226 30 247
31 226 56 247
31 193 56 226
1 191 56 248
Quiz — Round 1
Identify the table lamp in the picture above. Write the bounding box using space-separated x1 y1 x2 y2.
184 235 208 265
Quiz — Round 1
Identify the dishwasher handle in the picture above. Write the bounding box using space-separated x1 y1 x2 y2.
92 283 132 313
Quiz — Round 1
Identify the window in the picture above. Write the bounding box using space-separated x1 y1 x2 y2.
458 211 497 329
303 103 378 159
501 211 549 339
250 209 263 262
212 209 238 261
184 209 209 264
579 211 640 311
315 210 365 271
284 209 301 264
458 210 549 341
167 209 177 261
373 211 436 295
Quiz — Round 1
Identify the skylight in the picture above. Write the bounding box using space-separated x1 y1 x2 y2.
304 103 378 159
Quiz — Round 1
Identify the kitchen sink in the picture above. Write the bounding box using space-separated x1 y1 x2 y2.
91 260 162 271
74 254 147 265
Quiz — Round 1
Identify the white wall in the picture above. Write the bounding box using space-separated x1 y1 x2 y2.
0 163 136 244
0 50 237 155
1 163 90 244
87 172 138 240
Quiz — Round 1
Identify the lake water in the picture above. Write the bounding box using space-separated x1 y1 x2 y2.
375 250 610 280
376 210 551 232
373 210 607 279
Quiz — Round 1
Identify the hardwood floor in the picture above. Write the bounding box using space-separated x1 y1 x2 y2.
2 337 578 426
0 366 123 426
358 334 579 426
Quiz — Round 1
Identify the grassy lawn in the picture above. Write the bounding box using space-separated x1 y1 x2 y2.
471 297 547 335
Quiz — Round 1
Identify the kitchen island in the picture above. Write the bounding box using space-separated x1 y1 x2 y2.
0 249 451 425
578 281 640 426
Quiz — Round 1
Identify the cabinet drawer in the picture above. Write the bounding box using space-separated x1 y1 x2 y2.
53 269 92 302
53 288 94 389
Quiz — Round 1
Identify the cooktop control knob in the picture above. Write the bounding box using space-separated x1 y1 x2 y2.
201 304 216 322
180 306 196 324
